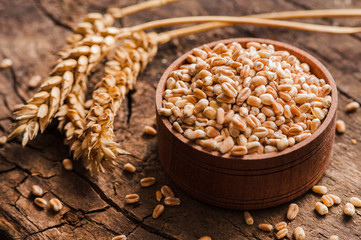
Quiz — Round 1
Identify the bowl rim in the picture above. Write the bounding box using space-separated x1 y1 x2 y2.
155 37 338 161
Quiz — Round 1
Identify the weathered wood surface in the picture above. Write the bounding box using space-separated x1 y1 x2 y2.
0 0 361 239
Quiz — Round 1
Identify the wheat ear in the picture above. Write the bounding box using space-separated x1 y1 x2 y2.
75 31 158 174
8 12 120 147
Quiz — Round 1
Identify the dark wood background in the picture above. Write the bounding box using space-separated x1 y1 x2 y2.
0 0 361 239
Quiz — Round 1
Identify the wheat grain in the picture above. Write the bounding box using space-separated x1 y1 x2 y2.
49 198 63 212
28 75 42 88
31 185 43 197
0 136 7 145
0 58 12 69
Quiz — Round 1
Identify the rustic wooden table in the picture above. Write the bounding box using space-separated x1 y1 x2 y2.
0 0 361 239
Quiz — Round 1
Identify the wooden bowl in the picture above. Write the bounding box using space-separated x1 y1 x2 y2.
155 38 338 210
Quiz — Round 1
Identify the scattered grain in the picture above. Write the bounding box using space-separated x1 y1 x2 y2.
275 221 287 231
144 125 157 135
312 185 328 195
258 223 273 232
28 75 42 88
164 197 181 206
350 197 361 207
315 202 328 215
34 197 47 208
243 211 254 225
161 185 175 198
152 204 164 219
140 177 156 187
346 101 359 112
62 158 73 171
0 136 7 145
125 194 140 204
294 227 306 240
31 185 43 196
156 190 162 202
199 236 211 240
335 120 346 133
329 235 339 240
112 235 127 240
49 198 62 212
328 194 341 205
276 228 288 239
344 202 356 216
287 203 299 221
351 139 357 144
0 58 12 68
124 163 136 173
322 194 334 207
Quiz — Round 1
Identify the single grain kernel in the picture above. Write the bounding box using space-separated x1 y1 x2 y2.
0 136 7 145
156 191 162 202
144 125 157 136
312 185 328 195
28 75 42 88
219 136 234 153
243 211 254 225
34 197 47 208
0 58 13 68
161 185 175 198
258 223 273 232
112 235 127 240
322 194 334 207
294 227 306 240
346 101 359 112
315 202 328 215
276 228 288 239
62 158 73 171
140 177 156 187
277 138 288 151
199 236 211 240
275 221 287 231
49 198 62 212
125 194 140 204
329 194 341 205
231 145 248 156
351 139 357 144
124 163 136 173
335 120 346 133
350 197 361 207
152 204 164 219
329 235 338 240
344 202 356 216
164 197 181 206
31 185 43 196
287 203 299 221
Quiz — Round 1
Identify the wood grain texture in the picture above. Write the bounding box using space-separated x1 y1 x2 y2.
0 0 360 239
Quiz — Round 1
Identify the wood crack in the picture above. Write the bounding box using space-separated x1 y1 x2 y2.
84 216 119 235
23 222 66 240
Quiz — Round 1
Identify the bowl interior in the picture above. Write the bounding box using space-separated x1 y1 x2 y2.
156 38 338 162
